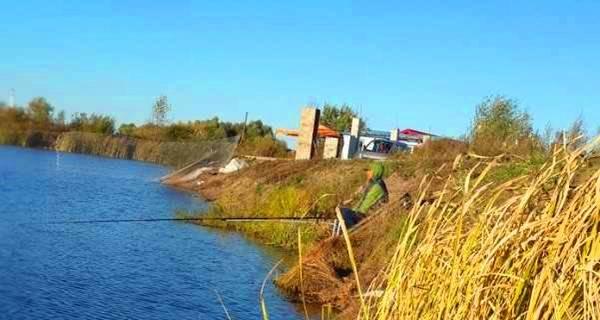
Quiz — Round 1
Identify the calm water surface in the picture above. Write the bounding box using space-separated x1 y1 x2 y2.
0 146 304 320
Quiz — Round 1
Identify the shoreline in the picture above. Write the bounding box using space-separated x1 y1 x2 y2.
162 158 418 318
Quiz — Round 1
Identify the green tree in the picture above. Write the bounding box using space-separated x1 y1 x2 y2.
470 96 535 156
244 120 274 138
69 113 115 135
27 97 54 124
320 103 362 132
118 123 137 136
151 95 171 126
164 123 194 141
190 117 227 140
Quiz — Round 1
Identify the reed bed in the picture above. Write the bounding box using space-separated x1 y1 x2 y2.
55 132 238 168
355 144 600 319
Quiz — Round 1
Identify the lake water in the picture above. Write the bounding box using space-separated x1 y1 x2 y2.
0 146 304 320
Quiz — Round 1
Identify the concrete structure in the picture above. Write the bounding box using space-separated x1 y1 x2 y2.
350 118 360 137
276 112 340 160
279 108 438 161
323 136 340 159
341 117 361 160
295 107 320 160
390 128 400 142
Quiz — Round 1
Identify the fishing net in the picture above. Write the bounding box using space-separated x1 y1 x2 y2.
159 136 241 184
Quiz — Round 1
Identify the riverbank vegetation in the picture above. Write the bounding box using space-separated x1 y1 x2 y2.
175 96 598 319
182 160 378 247
0 96 289 162
3 94 597 318
353 145 600 320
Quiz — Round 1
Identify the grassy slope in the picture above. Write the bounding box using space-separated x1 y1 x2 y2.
279 151 600 319
355 151 600 320
174 144 599 319
185 159 377 248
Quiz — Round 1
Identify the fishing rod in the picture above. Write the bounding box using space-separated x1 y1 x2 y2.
41 216 335 225
38 194 341 226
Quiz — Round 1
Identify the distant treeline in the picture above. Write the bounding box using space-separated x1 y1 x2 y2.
0 96 289 159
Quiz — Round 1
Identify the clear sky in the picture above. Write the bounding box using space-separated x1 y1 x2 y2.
1 1 599 138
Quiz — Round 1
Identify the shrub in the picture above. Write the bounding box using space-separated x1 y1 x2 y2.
237 136 289 158
69 113 115 135
118 123 136 136
469 96 540 156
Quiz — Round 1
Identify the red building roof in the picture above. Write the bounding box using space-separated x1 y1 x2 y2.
399 128 435 137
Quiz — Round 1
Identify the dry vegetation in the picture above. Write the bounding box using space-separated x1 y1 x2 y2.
5 94 597 319
183 159 380 248
270 143 600 320
247 98 599 319
356 143 600 320
0 96 289 160
55 132 240 168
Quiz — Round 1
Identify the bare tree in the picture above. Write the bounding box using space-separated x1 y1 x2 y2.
152 95 171 126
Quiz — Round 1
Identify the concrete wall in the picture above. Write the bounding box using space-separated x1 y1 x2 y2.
323 137 340 159
390 128 399 142
341 117 361 160
295 107 320 160
350 118 360 137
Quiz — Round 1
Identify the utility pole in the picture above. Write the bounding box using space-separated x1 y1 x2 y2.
240 112 249 144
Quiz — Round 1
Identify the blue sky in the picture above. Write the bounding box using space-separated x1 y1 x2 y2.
1 1 599 138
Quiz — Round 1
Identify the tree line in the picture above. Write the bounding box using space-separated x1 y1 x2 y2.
1 94 594 158
0 95 369 157
0 95 289 157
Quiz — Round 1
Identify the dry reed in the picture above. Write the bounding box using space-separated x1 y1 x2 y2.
355 142 600 319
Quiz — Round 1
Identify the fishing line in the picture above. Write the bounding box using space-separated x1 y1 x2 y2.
37 216 335 225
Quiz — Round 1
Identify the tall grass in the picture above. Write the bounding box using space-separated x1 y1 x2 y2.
354 142 600 319
201 160 369 249
55 131 238 168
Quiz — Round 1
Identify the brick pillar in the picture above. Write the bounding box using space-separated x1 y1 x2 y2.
323 137 340 159
296 107 320 160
